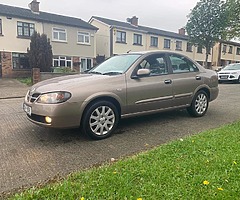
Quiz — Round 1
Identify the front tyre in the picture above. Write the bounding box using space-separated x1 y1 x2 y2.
82 101 119 140
187 90 209 117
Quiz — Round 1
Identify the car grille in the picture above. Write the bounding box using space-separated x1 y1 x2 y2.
219 75 229 79
27 92 41 103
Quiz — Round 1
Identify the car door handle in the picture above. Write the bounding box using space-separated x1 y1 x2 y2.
164 79 172 84
196 76 201 80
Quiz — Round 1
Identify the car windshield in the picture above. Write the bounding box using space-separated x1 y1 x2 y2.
88 54 141 75
223 64 240 70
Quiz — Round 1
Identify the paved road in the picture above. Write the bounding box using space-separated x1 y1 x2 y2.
0 84 240 196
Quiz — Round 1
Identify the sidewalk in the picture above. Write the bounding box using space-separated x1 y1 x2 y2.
0 78 29 99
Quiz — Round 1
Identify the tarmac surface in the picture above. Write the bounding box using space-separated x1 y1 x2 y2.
0 79 29 99
0 78 240 198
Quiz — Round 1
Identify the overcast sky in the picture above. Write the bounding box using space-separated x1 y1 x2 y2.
0 0 199 33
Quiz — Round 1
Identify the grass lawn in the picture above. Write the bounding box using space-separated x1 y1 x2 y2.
17 77 32 86
10 122 240 200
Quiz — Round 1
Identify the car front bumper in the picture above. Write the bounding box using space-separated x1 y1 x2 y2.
218 74 239 82
23 100 84 128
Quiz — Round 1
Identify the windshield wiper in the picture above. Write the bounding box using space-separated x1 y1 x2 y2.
88 71 103 75
102 72 123 75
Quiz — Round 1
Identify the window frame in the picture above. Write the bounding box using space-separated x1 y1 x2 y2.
138 54 168 76
175 40 182 51
186 42 193 52
150 36 158 47
53 56 72 67
197 45 203 53
164 39 171 49
17 21 35 38
133 33 142 45
81 58 93 71
52 27 67 42
228 46 233 54
116 31 126 43
77 31 90 44
236 47 240 55
169 54 199 74
12 52 30 70
222 44 227 53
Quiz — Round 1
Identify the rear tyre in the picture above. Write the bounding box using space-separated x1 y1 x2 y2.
82 101 119 140
237 76 240 84
187 90 209 117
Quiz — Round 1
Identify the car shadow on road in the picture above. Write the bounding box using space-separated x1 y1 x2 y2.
25 109 189 144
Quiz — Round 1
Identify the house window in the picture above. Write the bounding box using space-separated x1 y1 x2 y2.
164 39 171 49
53 28 67 42
236 47 240 55
186 42 193 52
228 46 233 54
77 32 90 44
197 45 203 53
17 21 34 37
222 44 227 53
133 34 142 45
81 58 92 71
53 56 72 67
176 40 182 50
116 31 126 43
0 19 2 35
150 36 158 47
12 53 30 69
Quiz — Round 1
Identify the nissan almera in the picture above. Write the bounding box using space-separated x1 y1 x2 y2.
23 51 219 139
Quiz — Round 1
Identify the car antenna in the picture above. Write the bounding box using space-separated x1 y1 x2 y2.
127 50 131 53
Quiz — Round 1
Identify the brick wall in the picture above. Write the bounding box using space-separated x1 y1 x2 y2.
73 56 80 72
0 51 31 78
1 51 12 78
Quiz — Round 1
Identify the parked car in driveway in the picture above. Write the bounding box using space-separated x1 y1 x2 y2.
218 63 240 83
23 51 219 140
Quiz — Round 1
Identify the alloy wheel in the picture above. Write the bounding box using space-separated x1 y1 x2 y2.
89 105 115 136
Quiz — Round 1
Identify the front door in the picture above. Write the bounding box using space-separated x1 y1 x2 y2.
125 53 174 115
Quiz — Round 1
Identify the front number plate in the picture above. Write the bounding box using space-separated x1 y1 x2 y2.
23 103 31 116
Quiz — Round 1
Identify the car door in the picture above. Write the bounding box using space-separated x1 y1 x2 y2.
125 53 174 115
167 53 204 107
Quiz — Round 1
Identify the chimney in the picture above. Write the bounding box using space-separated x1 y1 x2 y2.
29 0 40 14
127 16 138 26
178 28 185 35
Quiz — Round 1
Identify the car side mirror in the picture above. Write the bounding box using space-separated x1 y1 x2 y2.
132 69 151 79
137 69 151 76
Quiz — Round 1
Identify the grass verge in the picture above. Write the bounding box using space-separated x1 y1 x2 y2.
10 122 240 199
17 77 32 86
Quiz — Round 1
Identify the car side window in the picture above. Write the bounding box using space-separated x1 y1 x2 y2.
169 54 199 74
138 54 168 76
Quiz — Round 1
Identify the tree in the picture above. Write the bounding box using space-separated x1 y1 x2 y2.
225 0 240 39
186 0 228 68
28 31 53 72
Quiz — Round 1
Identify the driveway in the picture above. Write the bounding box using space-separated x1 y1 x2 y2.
0 83 240 197
0 78 28 99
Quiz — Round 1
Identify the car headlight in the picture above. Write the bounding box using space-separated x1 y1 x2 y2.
37 92 71 104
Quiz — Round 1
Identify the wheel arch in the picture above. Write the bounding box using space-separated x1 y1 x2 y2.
80 95 122 126
194 86 210 100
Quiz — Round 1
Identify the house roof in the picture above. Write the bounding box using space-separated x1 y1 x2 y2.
0 4 98 30
91 16 189 40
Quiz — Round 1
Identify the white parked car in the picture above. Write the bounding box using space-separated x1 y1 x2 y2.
218 63 240 83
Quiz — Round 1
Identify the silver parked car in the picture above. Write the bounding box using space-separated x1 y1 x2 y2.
23 51 219 139
217 63 240 83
